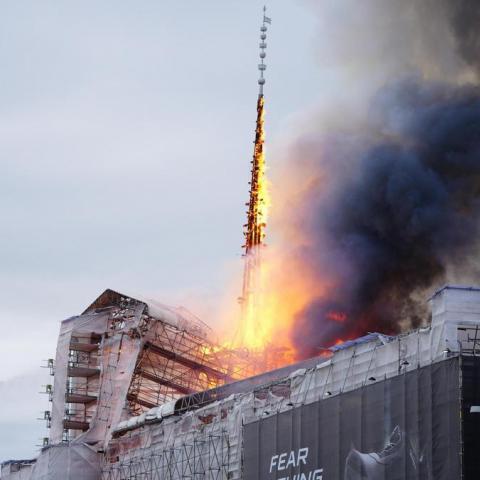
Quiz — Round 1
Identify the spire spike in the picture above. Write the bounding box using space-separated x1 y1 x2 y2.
258 6 271 96
235 7 272 348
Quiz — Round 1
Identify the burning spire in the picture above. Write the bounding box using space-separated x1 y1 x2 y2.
236 7 271 348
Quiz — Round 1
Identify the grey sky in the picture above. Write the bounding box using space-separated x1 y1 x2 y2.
0 1 321 459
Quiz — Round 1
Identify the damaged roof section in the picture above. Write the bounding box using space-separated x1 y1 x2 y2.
49 289 260 450
83 288 211 338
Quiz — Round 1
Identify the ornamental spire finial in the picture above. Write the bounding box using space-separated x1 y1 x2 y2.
258 6 271 96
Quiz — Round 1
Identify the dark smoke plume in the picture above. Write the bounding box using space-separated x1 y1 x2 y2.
291 76 480 357
283 0 480 357
444 0 480 71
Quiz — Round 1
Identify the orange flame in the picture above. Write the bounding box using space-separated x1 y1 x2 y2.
217 139 338 371
255 98 270 229
217 96 354 371
224 242 331 369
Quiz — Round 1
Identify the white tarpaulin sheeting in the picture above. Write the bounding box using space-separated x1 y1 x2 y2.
27 444 100 480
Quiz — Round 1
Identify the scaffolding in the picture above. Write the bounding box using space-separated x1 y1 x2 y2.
458 325 480 355
123 298 260 415
101 286 480 480
63 332 102 438
49 288 261 444
126 318 236 414
102 431 230 480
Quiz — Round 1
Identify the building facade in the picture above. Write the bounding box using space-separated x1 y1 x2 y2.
3 285 480 479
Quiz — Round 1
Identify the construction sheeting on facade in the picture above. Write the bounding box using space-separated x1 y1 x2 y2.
50 312 112 444
50 308 143 447
5 285 480 480
102 286 480 479
0 461 35 480
27 444 101 480
245 358 461 480
82 289 211 340
79 308 144 446
461 355 480 478
50 288 239 453
100 327 442 479
103 393 249 480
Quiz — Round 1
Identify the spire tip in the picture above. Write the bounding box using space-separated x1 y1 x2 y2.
258 7 271 95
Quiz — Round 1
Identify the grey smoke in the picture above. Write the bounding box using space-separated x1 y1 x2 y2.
291 76 480 356
287 0 480 356
445 0 480 71
305 0 480 101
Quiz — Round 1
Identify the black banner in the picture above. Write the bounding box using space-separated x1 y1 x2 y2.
243 358 460 480
461 355 480 480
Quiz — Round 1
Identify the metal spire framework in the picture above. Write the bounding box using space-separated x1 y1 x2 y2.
237 7 272 347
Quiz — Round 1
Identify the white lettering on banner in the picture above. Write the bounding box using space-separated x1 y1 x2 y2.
277 469 323 480
269 448 323 480
286 451 296 469
270 448 309 473
297 448 309 466
270 455 278 473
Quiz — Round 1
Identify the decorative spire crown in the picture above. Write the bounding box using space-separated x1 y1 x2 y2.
258 6 271 96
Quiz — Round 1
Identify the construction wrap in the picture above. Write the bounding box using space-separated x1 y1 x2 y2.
49 312 110 444
29 444 100 480
243 357 461 480
78 329 142 446
462 356 480 478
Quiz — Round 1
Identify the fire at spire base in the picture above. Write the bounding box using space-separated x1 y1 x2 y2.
236 8 271 349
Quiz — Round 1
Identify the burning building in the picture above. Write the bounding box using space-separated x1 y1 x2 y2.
3 285 480 479
236 7 271 352
5 3 480 479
